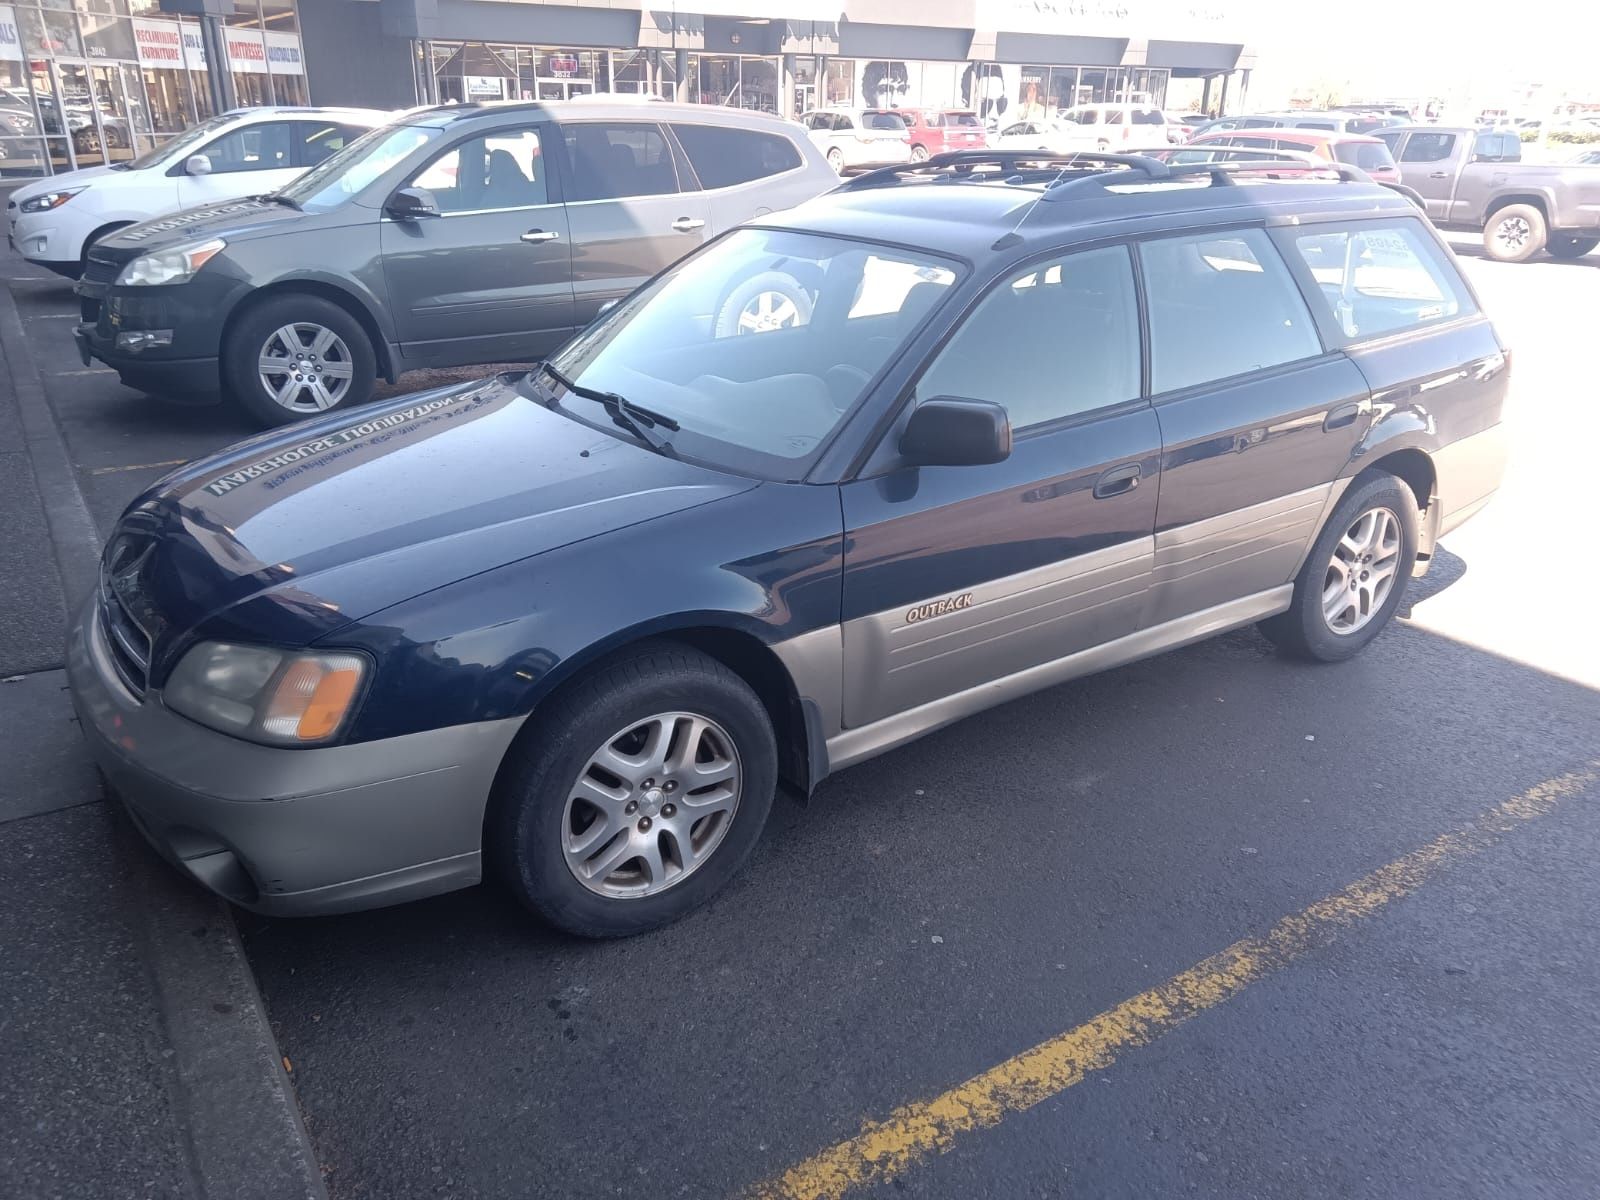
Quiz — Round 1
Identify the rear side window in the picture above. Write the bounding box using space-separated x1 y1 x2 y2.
1473 132 1518 161
950 111 982 127
1292 119 1339 130
1131 109 1164 125
671 124 801 188
562 122 678 201
1285 221 1475 340
1335 141 1395 171
1105 109 1125 124
834 114 855 130
1400 132 1455 162
864 111 906 131
294 121 365 167
917 245 1141 430
1139 228 1322 394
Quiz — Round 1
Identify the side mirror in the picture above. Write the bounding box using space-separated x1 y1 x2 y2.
900 397 1012 467
185 153 211 176
385 186 440 220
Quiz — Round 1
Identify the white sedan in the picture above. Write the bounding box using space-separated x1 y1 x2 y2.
7 105 385 278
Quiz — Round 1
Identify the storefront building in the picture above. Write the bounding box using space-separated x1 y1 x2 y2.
0 0 308 179
3 1 1251 180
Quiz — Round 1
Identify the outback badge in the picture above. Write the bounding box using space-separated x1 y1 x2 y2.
906 593 974 623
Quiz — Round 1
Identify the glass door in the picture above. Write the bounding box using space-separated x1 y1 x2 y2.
90 63 136 163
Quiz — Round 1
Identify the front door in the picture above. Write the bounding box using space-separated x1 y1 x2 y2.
1393 129 1460 221
556 120 711 325
175 118 298 207
380 123 576 367
1134 226 1372 628
841 244 1160 727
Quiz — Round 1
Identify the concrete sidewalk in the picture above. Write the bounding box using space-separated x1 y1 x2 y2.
0 262 324 1200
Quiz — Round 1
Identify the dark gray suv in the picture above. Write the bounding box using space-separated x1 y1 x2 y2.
72 99 836 425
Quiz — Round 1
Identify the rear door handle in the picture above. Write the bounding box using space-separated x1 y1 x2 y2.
521 229 560 243
1324 401 1366 431
672 216 706 232
1092 462 1141 499
1428 171 1449 179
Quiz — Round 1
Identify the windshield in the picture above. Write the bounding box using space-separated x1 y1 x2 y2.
864 111 906 131
541 228 962 479
119 113 237 171
278 122 439 212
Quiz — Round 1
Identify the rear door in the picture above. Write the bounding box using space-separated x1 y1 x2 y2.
1136 226 1373 628
840 244 1159 726
379 122 575 366
1394 130 1460 219
666 121 809 232
558 120 711 325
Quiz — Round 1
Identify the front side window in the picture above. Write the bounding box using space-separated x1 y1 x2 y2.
1139 228 1322 394
1401 132 1455 162
834 114 855 130
1105 109 1125 124
200 121 291 173
280 123 440 213
670 124 801 188
408 128 548 213
561 122 677 201
917 245 1141 430
541 228 961 478
1286 221 1475 340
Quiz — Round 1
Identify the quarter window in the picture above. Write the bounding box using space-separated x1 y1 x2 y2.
1286 221 1476 340
561 122 677 201
1139 228 1322 394
1400 132 1455 162
670 124 801 188
917 245 1141 430
407 128 548 213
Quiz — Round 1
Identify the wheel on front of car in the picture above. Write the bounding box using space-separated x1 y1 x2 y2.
1258 472 1419 662
826 146 844 173
1482 203 1547 263
223 293 375 426
1546 234 1598 260
490 643 778 938
911 144 929 162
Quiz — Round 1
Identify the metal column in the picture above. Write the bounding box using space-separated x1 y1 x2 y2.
200 14 235 112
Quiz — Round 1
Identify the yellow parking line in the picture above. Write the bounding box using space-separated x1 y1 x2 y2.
747 763 1599 1200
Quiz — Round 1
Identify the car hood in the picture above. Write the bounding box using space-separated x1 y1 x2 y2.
13 163 121 201
93 196 311 263
112 376 758 661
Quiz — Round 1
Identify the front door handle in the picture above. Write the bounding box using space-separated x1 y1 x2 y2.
1428 171 1449 179
671 216 706 232
521 229 560 243
1324 401 1365 431
1092 462 1141 499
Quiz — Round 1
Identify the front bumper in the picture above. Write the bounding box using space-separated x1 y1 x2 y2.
66 597 524 916
74 321 220 395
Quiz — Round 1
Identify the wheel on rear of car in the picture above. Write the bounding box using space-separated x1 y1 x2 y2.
1483 203 1547 263
490 643 777 938
223 293 375 427
1547 235 1598 260
826 146 844 173
911 144 929 162
1258 473 1419 662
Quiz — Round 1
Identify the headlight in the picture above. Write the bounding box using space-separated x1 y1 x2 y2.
116 237 226 287
164 641 368 745
19 187 84 213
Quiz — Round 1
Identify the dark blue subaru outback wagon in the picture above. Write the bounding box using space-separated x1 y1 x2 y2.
68 152 1509 936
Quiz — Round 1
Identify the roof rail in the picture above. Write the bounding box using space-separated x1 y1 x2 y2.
837 149 1173 191
1040 156 1370 201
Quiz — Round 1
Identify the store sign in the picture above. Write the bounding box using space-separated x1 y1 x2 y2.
548 53 578 77
464 75 502 97
0 6 22 64
131 18 184 68
225 29 268 74
180 25 207 71
976 0 1242 42
265 30 304 76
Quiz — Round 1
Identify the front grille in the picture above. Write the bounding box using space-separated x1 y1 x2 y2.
80 296 101 325
99 584 151 698
82 255 120 286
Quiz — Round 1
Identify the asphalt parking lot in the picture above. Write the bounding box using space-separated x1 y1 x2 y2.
7 235 1600 1199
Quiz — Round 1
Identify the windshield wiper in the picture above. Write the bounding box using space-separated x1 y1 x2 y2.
538 361 679 453
258 193 300 210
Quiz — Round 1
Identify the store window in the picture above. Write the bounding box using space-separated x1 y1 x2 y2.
824 58 853 106
696 54 778 114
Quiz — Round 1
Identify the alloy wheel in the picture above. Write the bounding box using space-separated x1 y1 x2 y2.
561 712 742 899
735 290 803 334
1322 506 1401 634
256 322 356 414
1493 215 1531 255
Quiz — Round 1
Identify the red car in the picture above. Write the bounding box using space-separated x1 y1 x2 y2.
1184 127 1401 185
896 108 988 160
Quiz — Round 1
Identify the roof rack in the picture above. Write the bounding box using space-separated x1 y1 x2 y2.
1039 156 1370 200
837 149 1173 191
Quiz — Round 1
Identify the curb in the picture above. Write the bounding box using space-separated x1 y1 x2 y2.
0 273 329 1200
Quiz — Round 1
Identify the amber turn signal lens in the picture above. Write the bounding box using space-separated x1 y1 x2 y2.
260 653 366 742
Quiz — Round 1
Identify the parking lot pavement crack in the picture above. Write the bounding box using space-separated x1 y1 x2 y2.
744 762 1600 1200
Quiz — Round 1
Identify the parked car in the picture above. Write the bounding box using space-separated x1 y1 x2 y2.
72 100 837 424
67 151 1508 936
1377 125 1600 261
1183 128 1403 186
1201 111 1404 137
896 108 987 160
992 118 1081 155
1054 103 1178 150
1568 148 1600 165
1164 111 1210 142
800 107 912 172
7 107 386 277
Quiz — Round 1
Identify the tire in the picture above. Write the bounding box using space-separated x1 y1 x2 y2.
490 642 778 938
1482 203 1547 263
826 146 844 173
223 293 375 427
1096 139 1111 152
79 222 131 276
911 144 929 162
1258 472 1419 662
1547 234 1598 260
712 270 814 338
